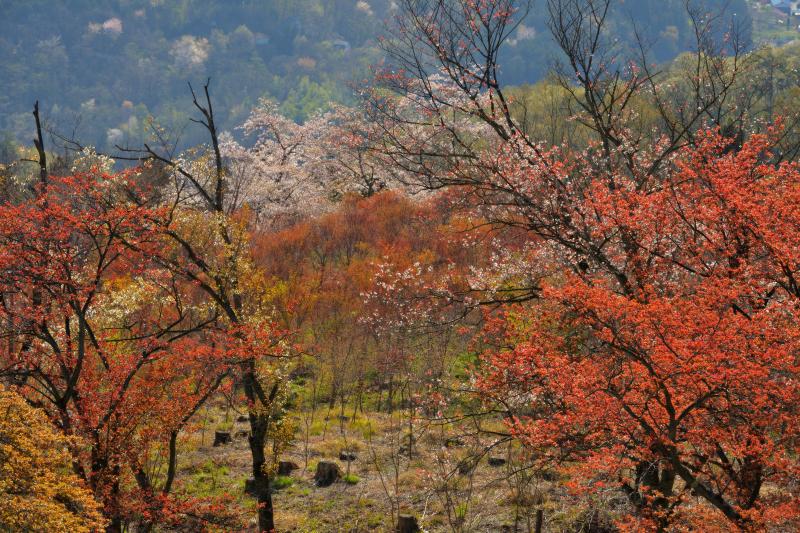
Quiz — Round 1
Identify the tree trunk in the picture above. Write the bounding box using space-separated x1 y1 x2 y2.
243 363 275 533
387 378 394 413
105 466 122 533
247 419 274 532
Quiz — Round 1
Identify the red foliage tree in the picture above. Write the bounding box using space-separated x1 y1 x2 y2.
253 191 485 414
477 131 800 530
0 170 238 530
373 1 800 528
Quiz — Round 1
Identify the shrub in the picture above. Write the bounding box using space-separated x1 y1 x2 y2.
342 473 360 485
272 475 294 490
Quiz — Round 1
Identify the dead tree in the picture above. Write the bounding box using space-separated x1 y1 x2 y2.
32 101 48 189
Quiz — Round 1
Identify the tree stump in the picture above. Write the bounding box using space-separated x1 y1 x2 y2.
396 514 420 533
488 456 507 467
278 460 299 476
244 478 257 495
314 461 341 487
339 450 357 462
213 430 232 446
538 469 559 481
399 433 416 456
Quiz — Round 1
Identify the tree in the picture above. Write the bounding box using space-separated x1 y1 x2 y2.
220 99 410 227
0 386 106 533
477 130 800 531
375 0 800 529
0 167 237 530
126 81 291 533
220 98 337 225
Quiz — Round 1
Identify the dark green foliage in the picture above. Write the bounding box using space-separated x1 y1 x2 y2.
0 0 751 149
0 133 17 166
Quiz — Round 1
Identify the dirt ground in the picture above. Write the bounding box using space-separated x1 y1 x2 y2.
174 403 584 532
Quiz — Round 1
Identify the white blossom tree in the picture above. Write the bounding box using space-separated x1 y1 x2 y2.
220 99 413 226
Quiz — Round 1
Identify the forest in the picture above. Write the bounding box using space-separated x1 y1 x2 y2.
1 0 751 148
0 0 799 532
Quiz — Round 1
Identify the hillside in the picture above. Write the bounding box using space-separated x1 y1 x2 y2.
0 0 749 151
5 2 800 532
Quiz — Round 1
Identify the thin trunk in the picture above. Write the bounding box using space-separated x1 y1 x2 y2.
244 362 275 532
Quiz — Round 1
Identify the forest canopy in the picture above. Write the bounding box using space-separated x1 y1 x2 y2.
0 0 749 151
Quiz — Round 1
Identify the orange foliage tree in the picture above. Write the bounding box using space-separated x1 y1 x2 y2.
0 170 239 530
0 385 106 532
476 131 800 531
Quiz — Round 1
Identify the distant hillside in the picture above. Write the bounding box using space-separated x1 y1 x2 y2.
0 0 750 151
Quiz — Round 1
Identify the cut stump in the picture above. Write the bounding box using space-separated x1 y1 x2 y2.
314 461 341 487
213 431 232 447
278 460 299 476
397 514 420 533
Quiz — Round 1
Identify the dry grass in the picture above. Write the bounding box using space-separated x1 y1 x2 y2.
172 401 596 532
